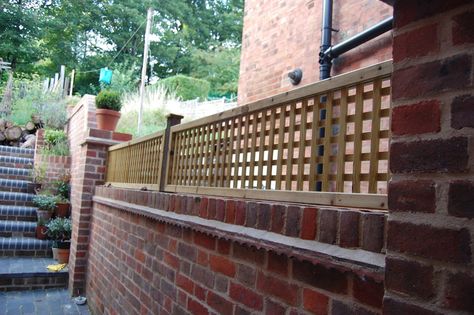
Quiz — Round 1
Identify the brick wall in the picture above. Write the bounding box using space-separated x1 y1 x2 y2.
385 1 474 314
237 0 393 104
66 95 132 294
85 186 386 315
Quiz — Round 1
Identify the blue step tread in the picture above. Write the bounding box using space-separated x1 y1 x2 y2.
0 191 34 202
0 205 37 220
0 156 34 168
0 237 52 251
0 221 36 233
0 145 34 159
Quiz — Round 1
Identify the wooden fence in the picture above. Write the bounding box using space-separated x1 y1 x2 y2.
106 61 392 209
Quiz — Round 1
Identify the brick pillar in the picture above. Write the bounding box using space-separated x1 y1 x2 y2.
67 95 132 295
385 1 474 314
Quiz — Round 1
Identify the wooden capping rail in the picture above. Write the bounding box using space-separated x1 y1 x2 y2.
93 195 385 275
165 185 387 210
170 61 392 133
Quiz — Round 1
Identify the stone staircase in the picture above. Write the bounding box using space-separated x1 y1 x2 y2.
0 145 68 291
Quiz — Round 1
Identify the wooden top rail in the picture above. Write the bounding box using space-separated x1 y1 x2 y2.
106 61 392 209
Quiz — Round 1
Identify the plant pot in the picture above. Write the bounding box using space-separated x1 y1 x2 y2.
52 247 58 260
36 209 52 221
55 203 70 218
96 108 121 131
36 225 48 240
27 183 42 194
57 248 70 264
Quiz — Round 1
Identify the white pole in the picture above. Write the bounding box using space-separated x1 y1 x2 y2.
69 69 75 97
138 7 153 135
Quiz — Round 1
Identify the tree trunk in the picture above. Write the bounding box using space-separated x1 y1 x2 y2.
4 126 22 141
25 121 36 133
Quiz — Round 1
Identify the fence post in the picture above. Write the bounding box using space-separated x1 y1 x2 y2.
159 113 183 191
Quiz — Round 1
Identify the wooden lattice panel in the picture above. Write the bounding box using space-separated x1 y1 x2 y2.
168 74 390 194
107 132 164 186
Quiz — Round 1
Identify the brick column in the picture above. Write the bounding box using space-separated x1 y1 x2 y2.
385 1 474 314
67 95 132 295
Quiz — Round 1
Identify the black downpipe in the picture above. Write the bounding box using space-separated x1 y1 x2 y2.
319 0 333 80
323 17 393 60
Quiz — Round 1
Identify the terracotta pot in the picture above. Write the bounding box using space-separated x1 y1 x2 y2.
36 209 52 221
36 225 48 240
57 248 70 264
96 108 121 131
55 203 70 218
27 183 42 194
52 247 58 260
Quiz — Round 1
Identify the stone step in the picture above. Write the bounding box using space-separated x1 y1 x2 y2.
0 237 52 257
0 156 34 170
0 145 34 159
0 166 32 182
0 205 37 222
0 178 31 193
0 257 67 291
0 191 35 207
0 220 36 238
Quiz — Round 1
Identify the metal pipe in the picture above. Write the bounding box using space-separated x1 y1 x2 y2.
323 16 393 60
319 0 333 80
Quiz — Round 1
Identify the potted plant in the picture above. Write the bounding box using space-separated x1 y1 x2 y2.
27 164 46 194
35 217 48 240
95 89 122 131
33 193 56 220
54 195 70 218
46 217 72 263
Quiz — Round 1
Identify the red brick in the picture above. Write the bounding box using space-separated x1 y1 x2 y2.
207 198 216 219
393 23 439 61
225 200 236 223
392 54 471 100
217 239 231 255
245 202 258 228
176 274 194 294
361 213 385 253
256 203 271 230
285 206 301 237
301 207 318 240
339 211 360 248
209 255 236 277
257 272 298 306
235 201 246 225
265 298 287 315
267 251 288 276
353 276 384 308
229 282 263 311
236 264 256 287
318 209 338 244
270 204 286 234
215 199 225 221
303 288 328 315
134 249 145 263
112 132 132 141
452 10 474 45
448 181 474 218
388 180 436 213
207 291 233 314
394 0 472 28
385 257 434 300
387 221 471 263
392 100 441 135
187 298 209 315
233 243 265 266
178 243 197 262
293 260 348 294
444 272 474 312
390 137 469 174
199 197 208 218
383 297 443 315
331 300 377 315
451 94 474 129
194 232 216 250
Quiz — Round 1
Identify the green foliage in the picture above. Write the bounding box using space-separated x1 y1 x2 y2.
96 90 122 111
30 164 46 184
107 62 140 94
54 180 70 200
116 108 167 137
190 47 240 96
46 217 72 241
159 75 210 101
33 194 57 212
41 129 69 156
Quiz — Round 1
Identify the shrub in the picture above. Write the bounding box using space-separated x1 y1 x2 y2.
44 129 66 146
46 217 72 241
32 194 57 212
41 129 69 156
96 90 122 111
158 75 210 101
